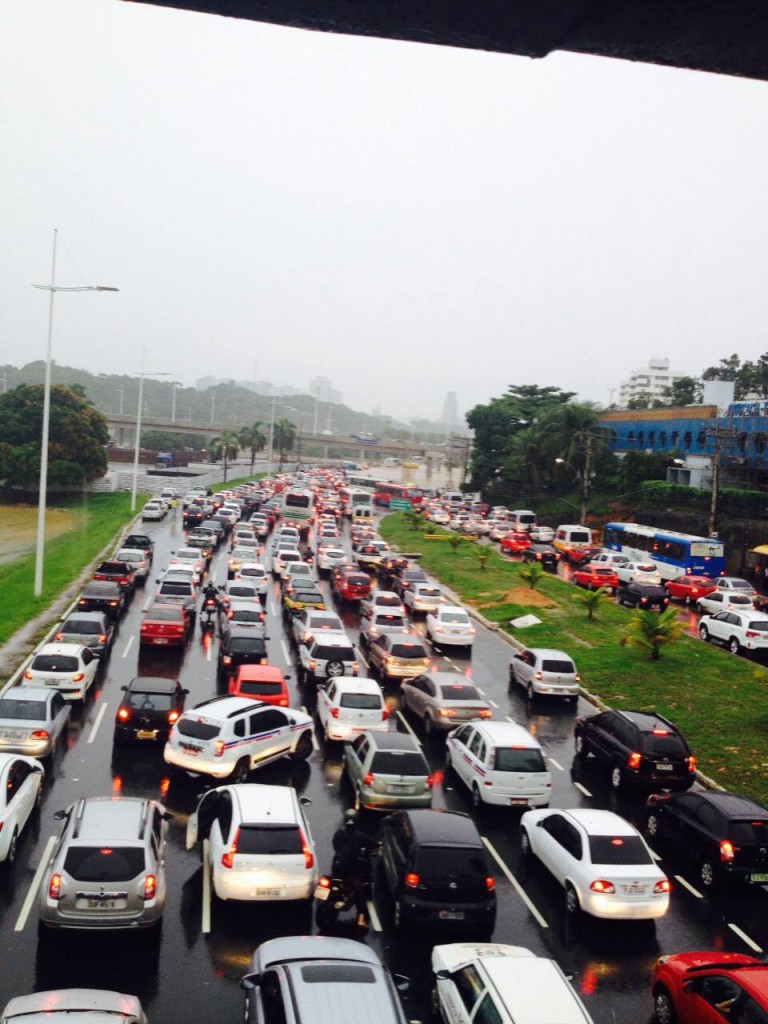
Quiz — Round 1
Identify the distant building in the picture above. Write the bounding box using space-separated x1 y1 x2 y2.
618 358 689 406
441 391 461 433
309 376 343 405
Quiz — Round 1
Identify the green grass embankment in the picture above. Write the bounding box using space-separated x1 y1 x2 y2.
379 514 768 806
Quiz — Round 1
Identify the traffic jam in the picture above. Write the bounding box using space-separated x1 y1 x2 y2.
2 468 768 1024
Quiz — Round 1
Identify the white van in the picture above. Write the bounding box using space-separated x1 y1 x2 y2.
445 720 551 808
552 524 593 560
508 509 537 532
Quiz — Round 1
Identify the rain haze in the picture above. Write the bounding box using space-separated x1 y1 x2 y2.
1 0 767 421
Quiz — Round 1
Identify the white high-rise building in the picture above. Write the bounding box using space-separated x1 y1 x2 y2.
618 358 689 406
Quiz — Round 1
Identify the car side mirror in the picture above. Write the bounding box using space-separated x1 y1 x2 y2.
434 970 450 981
300 796 312 806
394 976 411 994
182 688 189 695
682 981 697 994
120 685 127 691
53 809 68 820
163 812 174 822
240 975 259 991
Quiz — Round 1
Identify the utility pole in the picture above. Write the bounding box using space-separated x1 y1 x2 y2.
580 435 593 524
706 424 737 536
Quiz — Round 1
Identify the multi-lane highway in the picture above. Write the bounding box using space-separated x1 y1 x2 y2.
1 507 767 1024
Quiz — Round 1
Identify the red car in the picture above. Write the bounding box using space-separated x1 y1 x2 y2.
665 574 718 605
139 603 191 646
229 665 290 707
572 564 619 592
652 950 768 1023
333 570 373 603
500 531 532 555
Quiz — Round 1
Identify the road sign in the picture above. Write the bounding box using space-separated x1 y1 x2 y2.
390 499 412 511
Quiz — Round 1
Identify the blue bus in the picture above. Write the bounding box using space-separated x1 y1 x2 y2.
604 523 726 580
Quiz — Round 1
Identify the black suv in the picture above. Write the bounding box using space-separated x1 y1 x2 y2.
645 790 768 889
217 625 269 682
574 710 696 792
379 808 496 935
616 581 670 610
114 676 188 744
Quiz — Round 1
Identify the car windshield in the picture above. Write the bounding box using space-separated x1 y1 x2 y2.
589 835 652 865
340 694 382 709
62 619 102 635
32 655 79 673
64 846 145 881
437 684 481 701
492 748 546 772
390 644 427 659
0 698 47 720
370 751 428 775
237 825 302 855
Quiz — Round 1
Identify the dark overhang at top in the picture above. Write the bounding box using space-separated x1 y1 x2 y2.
125 0 768 82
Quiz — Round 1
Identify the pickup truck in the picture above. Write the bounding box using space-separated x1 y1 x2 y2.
92 560 136 596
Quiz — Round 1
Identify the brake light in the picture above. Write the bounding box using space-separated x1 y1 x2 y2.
55 632 63 641
309 660 317 672
214 739 225 758
222 655 232 665
49 874 62 900
427 774 435 789
168 710 180 724
687 756 697 773
300 828 314 869
30 730 50 740
720 840 735 863
279 698 289 707
72 673 85 683
364 772 374 786
654 879 672 893
590 879 616 894
144 874 157 900
99 634 108 644
352 663 359 676
627 752 642 770
652 729 669 736
317 875 332 890
117 708 130 722
330 707 340 719
23 671 34 680
222 829 240 868
746 630 760 638
486 877 496 892
382 707 390 721
405 873 419 889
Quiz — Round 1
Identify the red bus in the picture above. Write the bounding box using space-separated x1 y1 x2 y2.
373 482 424 508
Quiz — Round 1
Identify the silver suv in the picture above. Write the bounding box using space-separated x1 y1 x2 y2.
38 797 171 932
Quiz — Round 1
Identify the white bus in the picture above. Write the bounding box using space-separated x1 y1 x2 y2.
281 488 315 533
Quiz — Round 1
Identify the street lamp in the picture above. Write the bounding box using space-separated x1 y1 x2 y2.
32 228 118 597
170 382 182 424
131 347 170 512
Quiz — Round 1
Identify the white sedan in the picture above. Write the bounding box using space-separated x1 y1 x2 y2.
22 643 100 702
520 808 671 920
0 753 45 864
426 606 476 649
140 501 166 521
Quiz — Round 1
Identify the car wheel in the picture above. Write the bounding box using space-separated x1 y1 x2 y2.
430 987 441 1022
5 829 18 866
231 758 250 785
683 594 691 607
610 764 623 790
526 682 535 702
574 732 586 756
444 747 453 773
728 637 742 656
700 859 716 889
699 625 710 642
646 811 660 838
327 660 344 677
695 602 704 614
653 985 677 1024
520 828 531 857
423 715 433 738
471 785 483 811
290 732 313 761
565 883 580 915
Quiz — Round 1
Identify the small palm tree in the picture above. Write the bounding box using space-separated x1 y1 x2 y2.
273 419 297 470
573 586 610 621
210 429 240 482
519 563 543 590
403 510 424 532
621 607 684 660
239 421 266 475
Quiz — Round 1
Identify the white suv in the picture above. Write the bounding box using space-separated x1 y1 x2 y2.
316 677 389 741
297 635 359 686
163 696 313 782
509 648 580 702
614 561 662 586
186 784 317 902
698 609 768 655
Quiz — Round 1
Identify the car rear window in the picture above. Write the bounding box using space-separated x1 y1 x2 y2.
541 660 575 674
340 694 382 710
229 586 257 599
229 637 266 654
728 819 768 843
177 718 220 740
32 655 79 673
376 595 402 607
441 612 469 624
62 619 102 635
492 748 546 772
417 587 441 597
589 835 652 865
370 751 428 775
415 847 486 877
315 645 354 661
390 643 427 659
64 846 145 881
301 965 376 984
239 568 265 578
237 825 302 855
347 575 369 587
231 609 262 624
375 615 405 628
437 684 481 701
747 621 768 632
640 733 686 756
569 531 591 543
148 607 184 621
239 681 283 696
159 583 191 596
730 595 753 605
0 699 47 720
732 580 754 590
125 692 174 711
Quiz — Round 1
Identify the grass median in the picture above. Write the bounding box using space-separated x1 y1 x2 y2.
0 492 144 650
379 513 768 806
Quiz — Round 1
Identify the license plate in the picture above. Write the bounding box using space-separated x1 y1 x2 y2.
45 679 60 687
438 910 464 920
656 763 674 772
622 884 646 894
750 873 768 883
137 730 158 740
314 886 331 901
85 900 117 910
182 745 201 755
0 731 24 741
509 798 528 806
153 638 168 645
256 888 280 897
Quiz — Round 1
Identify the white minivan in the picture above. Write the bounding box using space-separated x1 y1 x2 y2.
445 721 551 809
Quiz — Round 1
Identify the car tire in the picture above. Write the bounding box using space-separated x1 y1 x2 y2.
471 785 483 811
728 637 742 656
423 715 433 738
526 682 535 702
699 625 710 642
653 985 677 1024
646 811 660 838
683 594 692 607
520 828 531 858
5 829 18 867
231 758 250 785
290 732 313 761
610 764 623 790
565 883 580 916
700 859 717 889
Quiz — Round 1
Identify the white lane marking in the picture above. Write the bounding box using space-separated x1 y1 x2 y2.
15 835 56 932
122 635 135 658
269 600 277 616
475 687 486 695
674 874 703 899
281 639 291 663
482 837 548 929
444 658 456 668
648 847 661 861
87 702 108 744
202 838 211 934
547 757 564 771
367 898 382 932
573 782 592 798
396 710 420 743
487 699 498 708
728 922 763 952
206 641 213 662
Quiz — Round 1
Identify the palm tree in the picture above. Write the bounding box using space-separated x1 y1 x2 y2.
573 586 610 621
210 429 240 482
239 421 267 476
519 563 544 590
621 608 684 660
273 419 296 470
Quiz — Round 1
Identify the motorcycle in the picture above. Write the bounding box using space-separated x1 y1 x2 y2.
200 592 221 632
314 848 374 932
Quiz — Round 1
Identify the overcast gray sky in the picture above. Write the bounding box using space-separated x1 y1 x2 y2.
1 0 767 421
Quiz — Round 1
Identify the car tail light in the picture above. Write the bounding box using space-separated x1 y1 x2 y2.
654 879 672 894
746 630 760 638
99 634 108 644
486 877 496 892
330 707 340 719
222 829 240 868
168 710 180 724
720 840 735 863
144 874 157 900
279 698 289 707
405 873 419 889
72 673 85 683
352 663 359 676
117 708 130 722
55 632 63 642
30 730 50 740
627 752 642 770
364 772 374 786
49 874 62 900
214 739 225 758
687 755 697 773
478 709 493 719
23 671 34 680
309 660 317 672
438 708 456 718
299 828 314 869
590 880 616 894
317 875 332 891
427 774 435 789
382 707 390 721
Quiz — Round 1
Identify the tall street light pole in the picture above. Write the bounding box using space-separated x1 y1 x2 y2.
131 347 170 512
32 228 118 597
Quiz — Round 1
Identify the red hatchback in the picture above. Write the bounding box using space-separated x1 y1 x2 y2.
139 603 191 646
652 951 768 1024
665 574 718 605
572 564 619 592
500 531 532 555
334 570 373 603
229 665 290 707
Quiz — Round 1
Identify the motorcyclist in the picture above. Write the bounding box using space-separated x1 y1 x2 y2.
331 809 372 927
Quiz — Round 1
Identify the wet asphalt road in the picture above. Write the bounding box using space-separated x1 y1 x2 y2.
1 511 767 1024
